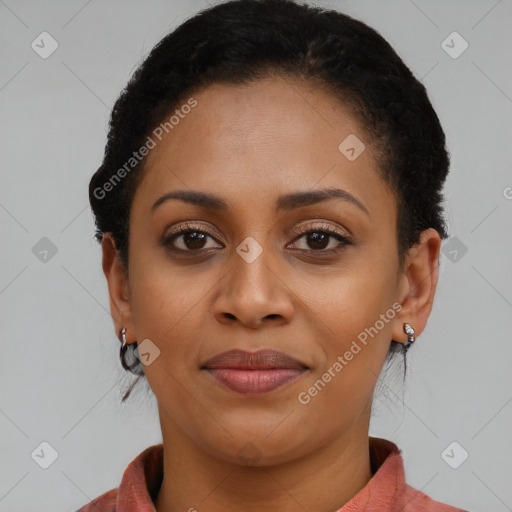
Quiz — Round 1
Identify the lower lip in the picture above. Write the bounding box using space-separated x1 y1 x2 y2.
204 368 307 395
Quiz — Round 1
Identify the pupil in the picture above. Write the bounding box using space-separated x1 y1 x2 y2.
308 232 328 250
185 231 206 249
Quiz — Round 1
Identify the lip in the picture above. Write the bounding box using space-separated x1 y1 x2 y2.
201 349 309 395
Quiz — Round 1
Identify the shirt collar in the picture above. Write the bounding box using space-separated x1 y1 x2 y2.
339 436 404 510
117 443 163 512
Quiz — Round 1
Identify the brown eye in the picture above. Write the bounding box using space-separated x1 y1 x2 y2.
302 232 331 250
163 223 223 252
175 231 209 250
288 224 351 254
162 222 351 257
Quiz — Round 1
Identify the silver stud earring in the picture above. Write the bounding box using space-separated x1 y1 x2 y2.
120 327 127 348
119 326 128 365
402 323 415 353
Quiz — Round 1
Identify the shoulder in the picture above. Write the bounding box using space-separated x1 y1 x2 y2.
73 443 163 511
367 437 466 512
74 487 118 512
399 483 467 511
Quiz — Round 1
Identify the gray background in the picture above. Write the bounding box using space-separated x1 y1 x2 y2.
1 0 511 510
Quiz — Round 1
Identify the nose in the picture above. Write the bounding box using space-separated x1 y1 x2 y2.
212 249 295 329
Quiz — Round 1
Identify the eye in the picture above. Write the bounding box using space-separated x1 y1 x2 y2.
287 223 351 254
162 221 352 255
162 223 222 252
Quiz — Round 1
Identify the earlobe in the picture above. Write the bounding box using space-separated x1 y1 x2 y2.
392 228 441 343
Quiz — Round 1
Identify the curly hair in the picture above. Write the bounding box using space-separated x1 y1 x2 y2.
89 0 450 402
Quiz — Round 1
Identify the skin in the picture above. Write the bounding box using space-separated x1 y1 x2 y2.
101 75 441 511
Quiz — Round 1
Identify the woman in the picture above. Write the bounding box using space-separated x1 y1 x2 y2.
78 0 468 510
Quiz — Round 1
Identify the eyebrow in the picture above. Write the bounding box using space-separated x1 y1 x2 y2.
151 187 370 217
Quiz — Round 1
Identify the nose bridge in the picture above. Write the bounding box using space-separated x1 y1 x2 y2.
231 230 278 298
229 207 276 271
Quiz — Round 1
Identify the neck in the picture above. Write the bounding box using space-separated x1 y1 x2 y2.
154 408 373 512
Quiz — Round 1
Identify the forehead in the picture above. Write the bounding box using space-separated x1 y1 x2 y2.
133 76 395 223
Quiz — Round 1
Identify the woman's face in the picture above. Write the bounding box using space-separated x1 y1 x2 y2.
104 76 440 465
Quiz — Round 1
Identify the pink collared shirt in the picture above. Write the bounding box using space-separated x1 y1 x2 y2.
75 437 467 512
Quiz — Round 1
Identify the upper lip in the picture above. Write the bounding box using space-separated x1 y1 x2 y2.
201 349 309 370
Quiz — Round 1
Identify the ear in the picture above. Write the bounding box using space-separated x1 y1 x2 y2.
392 228 441 344
101 233 136 345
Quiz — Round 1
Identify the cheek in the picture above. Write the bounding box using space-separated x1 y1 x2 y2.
306 251 398 389
295 276 394 432
127 251 217 368
315 263 395 338
129 242 190 322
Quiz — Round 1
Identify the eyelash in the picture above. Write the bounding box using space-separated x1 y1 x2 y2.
162 222 351 256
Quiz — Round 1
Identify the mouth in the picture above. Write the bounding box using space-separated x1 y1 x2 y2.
200 349 310 396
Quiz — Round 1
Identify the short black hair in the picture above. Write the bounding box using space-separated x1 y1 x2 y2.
89 0 450 401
